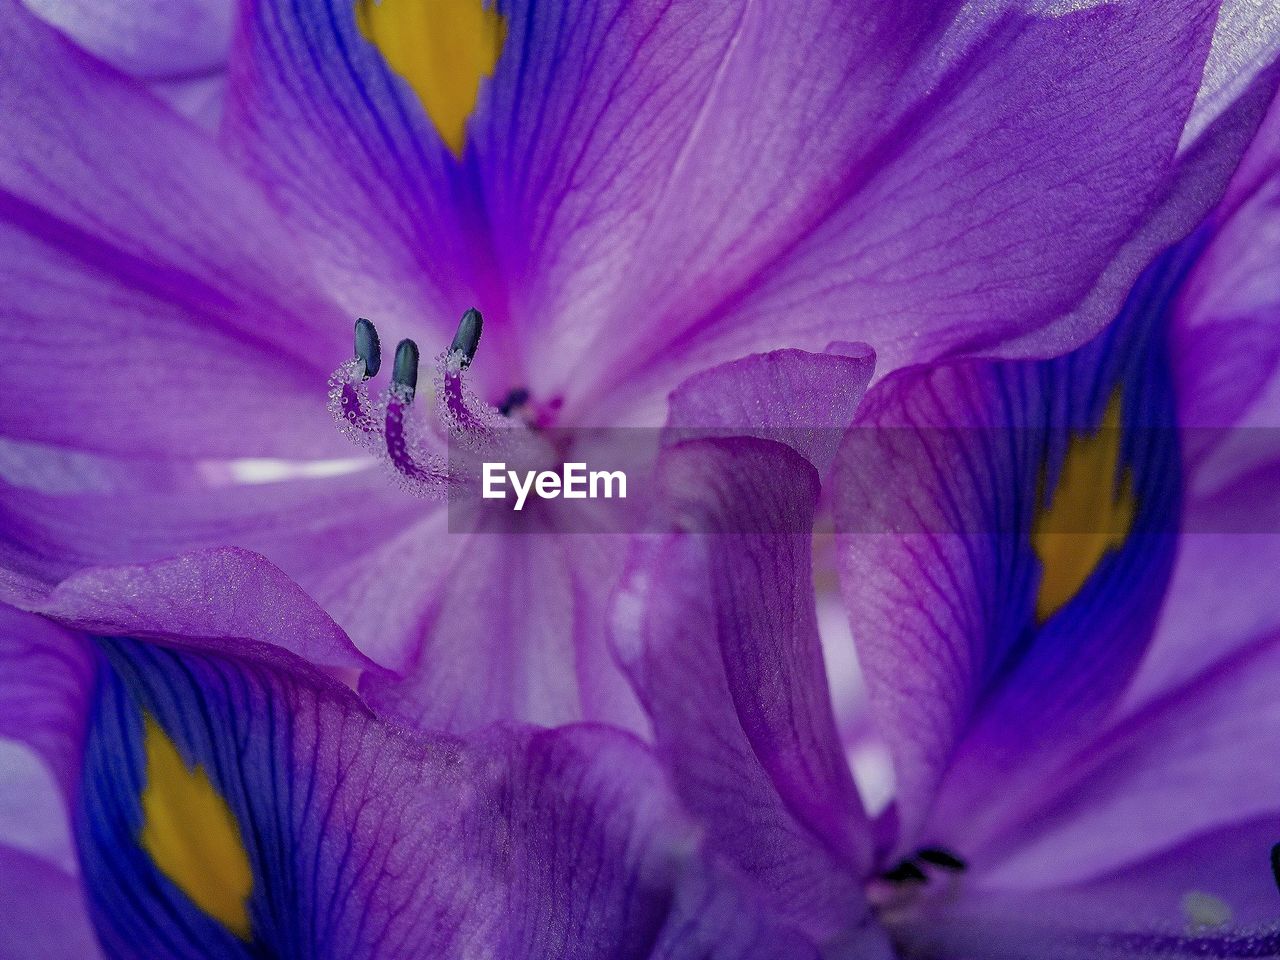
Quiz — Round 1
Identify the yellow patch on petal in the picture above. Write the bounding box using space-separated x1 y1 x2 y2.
1032 391 1135 623
139 716 254 941
355 0 506 156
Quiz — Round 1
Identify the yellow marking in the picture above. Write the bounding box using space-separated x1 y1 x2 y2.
1032 391 1136 622
139 716 254 941
356 0 506 156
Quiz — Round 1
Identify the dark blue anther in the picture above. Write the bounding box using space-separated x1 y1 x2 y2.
1271 843 1280 895
354 318 381 378
392 339 419 400
498 387 530 417
918 848 967 873
881 861 927 885
449 307 483 369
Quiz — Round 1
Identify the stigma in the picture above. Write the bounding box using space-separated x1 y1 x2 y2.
327 309 507 497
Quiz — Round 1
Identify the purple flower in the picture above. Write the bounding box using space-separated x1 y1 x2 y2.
0 548 817 959
1 0 1269 737
613 112 1280 955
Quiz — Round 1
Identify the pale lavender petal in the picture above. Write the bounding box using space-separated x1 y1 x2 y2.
361 526 645 732
0 0 347 459
622 0 1237 392
22 0 232 80
475 1 944 411
0 605 94 797
664 344 875 478
0 846 102 960
18 547 374 674
0 469 428 669
893 818 1280 960
615 437 874 941
0 605 102 958
1184 0 1280 146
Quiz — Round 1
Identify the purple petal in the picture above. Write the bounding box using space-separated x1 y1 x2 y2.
1124 115 1280 703
224 0 484 355
67 625 813 958
0 605 94 798
664 344 875 478
361 528 645 732
0 466 425 658
1127 527 1280 706
0 846 102 960
694 1 1247 381
833 246 1184 852
0 445 644 731
14 547 374 675
1172 114 1280 474
990 51 1280 364
0 0 347 459
0 605 102 958
980 631 1280 890
614 437 874 940
893 820 1280 960
888 632 1280 957
22 0 232 80
470 1 941 410
1186 0 1280 146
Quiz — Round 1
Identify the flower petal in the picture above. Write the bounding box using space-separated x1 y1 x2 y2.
582 0 1250 405
833 242 1185 853
0 605 102 958
981 630 1280 890
1122 118 1280 703
663 344 875 478
1184 0 1280 146
614 437 874 941
0 846 102 960
224 0 485 349
894 819 1280 960
0 605 94 798
894 636 1280 958
23 547 374 675
0 468 428 667
22 0 233 80
359 527 645 732
471 0 941 407
0 0 347 459
72 628 815 958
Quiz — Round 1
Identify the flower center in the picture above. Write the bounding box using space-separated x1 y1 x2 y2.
328 309 521 498
867 847 968 918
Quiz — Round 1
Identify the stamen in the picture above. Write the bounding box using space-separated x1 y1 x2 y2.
498 387 530 417
327 312 515 497
354 318 381 378
391 339 420 400
1271 843 1280 894
327 322 382 442
917 847 967 872
328 359 376 442
436 308 502 447
383 385 448 490
881 861 927 885
448 306 483 368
